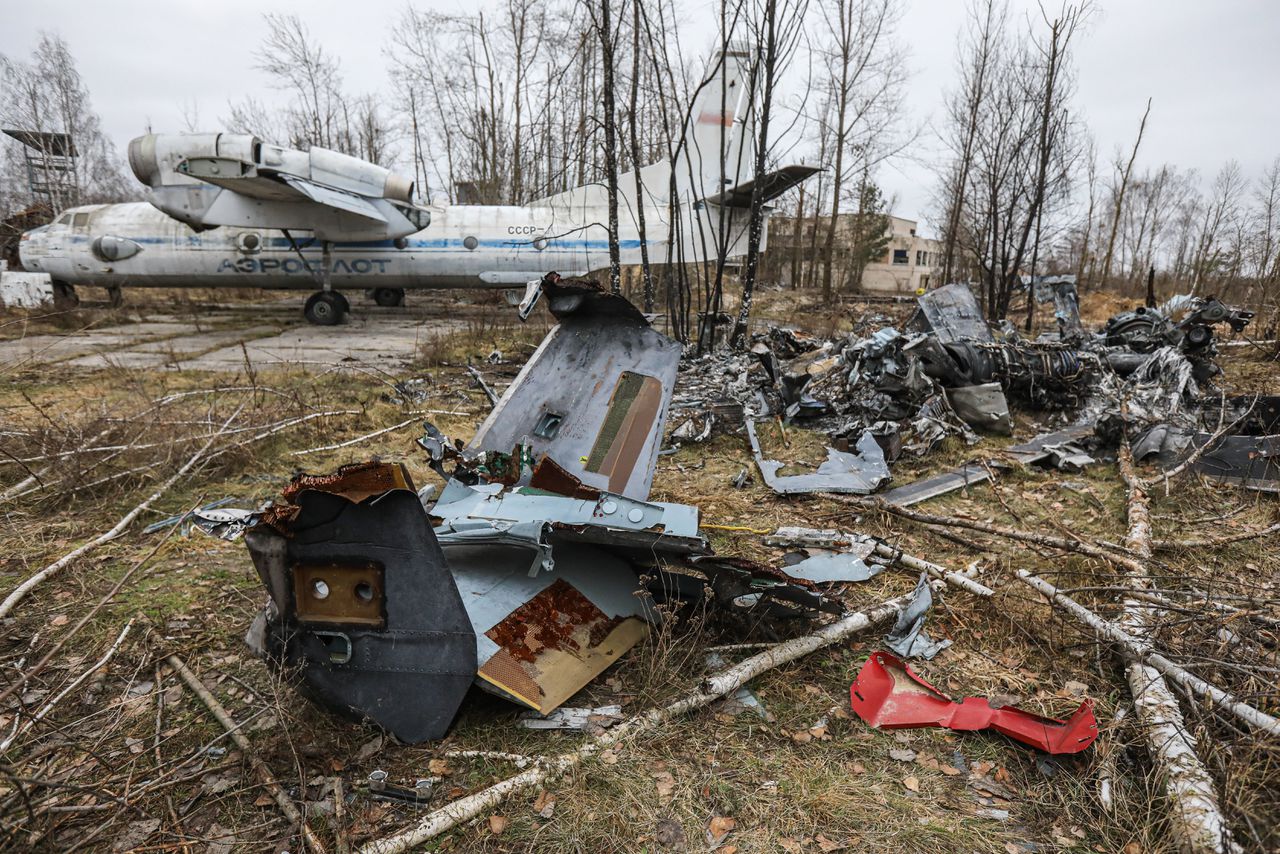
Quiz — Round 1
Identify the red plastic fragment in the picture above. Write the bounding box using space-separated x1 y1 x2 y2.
849 651 1098 755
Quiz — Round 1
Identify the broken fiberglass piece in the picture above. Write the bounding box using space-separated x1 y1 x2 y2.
780 541 881 584
945 383 1012 435
910 283 993 344
746 421 891 495
244 486 477 744
468 276 681 501
849 651 1098 754
882 574 952 661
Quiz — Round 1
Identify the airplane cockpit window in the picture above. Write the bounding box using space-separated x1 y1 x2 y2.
55 212 72 226
71 212 89 229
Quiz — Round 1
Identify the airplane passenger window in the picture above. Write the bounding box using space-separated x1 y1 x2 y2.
72 212 89 229
533 237 548 251
463 236 479 251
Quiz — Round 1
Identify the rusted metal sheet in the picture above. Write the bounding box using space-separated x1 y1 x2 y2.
442 539 654 714
468 277 681 501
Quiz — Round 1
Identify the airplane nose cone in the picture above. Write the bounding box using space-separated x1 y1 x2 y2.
128 134 160 186
17 229 43 271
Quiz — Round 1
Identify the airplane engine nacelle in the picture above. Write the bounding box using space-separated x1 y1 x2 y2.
127 132 428 242
129 133 261 188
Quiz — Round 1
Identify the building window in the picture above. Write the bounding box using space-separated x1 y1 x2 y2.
893 249 908 265
921 276 930 289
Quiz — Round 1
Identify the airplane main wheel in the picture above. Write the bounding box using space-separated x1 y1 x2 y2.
304 291 345 326
334 291 351 313
373 287 405 307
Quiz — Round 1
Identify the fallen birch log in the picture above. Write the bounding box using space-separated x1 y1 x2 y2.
1016 571 1280 739
290 417 419 456
862 538 993 597
0 407 241 619
168 654 327 854
1114 438 1235 854
357 588 923 854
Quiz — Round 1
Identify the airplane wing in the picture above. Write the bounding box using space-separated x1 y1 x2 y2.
278 174 388 223
703 164 822 208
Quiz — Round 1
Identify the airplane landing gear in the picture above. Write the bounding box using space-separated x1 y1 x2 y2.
304 291 346 326
373 287 405 307
106 285 124 308
51 280 79 310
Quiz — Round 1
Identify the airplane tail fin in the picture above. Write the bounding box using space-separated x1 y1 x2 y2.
673 43 758 203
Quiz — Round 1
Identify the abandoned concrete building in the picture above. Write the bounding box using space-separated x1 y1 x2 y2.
764 213 944 294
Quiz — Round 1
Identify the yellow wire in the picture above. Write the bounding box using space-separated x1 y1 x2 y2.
701 523 772 535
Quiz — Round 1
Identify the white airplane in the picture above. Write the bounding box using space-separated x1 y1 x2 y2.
18 46 817 325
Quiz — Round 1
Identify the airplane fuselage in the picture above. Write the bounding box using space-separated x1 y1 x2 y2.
19 200 674 292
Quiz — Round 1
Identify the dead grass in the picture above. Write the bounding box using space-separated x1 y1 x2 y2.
0 297 1276 853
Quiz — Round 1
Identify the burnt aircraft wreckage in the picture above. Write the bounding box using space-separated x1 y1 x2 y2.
237 276 844 742
676 280 1270 500
224 275 1266 743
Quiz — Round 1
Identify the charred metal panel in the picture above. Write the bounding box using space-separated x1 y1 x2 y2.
910 284 992 344
468 281 681 501
245 489 476 744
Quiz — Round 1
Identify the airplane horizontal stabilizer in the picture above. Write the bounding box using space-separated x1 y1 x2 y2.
702 164 822 208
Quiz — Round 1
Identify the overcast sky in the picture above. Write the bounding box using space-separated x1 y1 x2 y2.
3 0 1277 234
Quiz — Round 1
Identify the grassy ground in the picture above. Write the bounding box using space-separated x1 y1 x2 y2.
0 289 1276 853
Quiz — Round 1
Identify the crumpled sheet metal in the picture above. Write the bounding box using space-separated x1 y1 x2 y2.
850 651 1098 754
468 277 681 501
945 383 1012 435
781 541 880 584
244 486 477 744
746 421 891 495
1133 395 1280 492
882 574 952 660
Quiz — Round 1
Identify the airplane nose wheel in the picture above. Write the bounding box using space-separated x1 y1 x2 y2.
304 291 346 326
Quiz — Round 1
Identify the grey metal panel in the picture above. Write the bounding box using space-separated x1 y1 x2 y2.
467 302 681 501
433 480 705 554
880 423 1094 506
747 421 891 495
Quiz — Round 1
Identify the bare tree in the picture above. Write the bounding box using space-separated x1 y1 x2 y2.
939 0 1004 289
0 32 129 212
1098 97 1151 287
814 0 909 302
730 0 810 346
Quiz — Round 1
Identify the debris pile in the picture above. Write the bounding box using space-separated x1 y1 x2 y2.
675 282 1268 496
